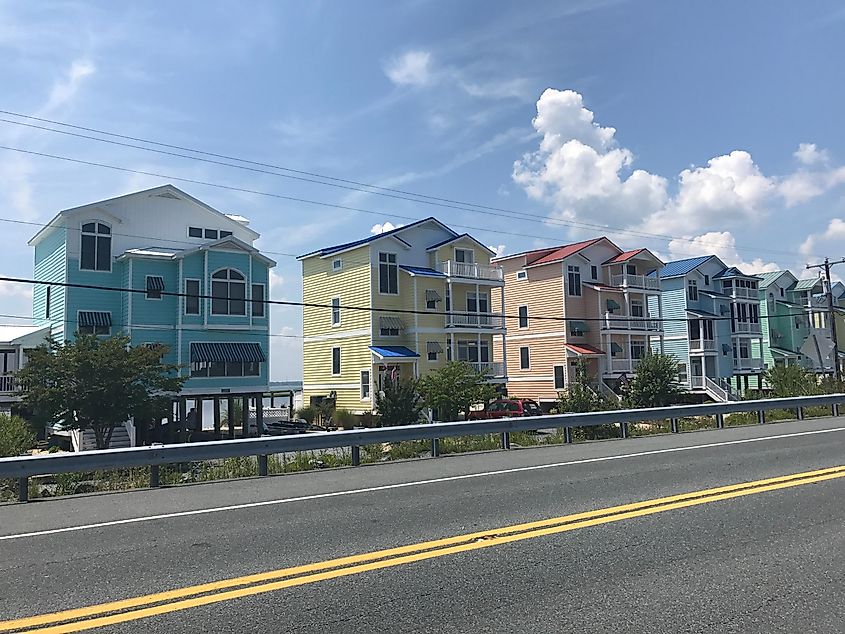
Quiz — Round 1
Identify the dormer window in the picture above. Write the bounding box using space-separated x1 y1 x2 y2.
204 229 219 239
332 258 342 272
455 248 474 264
188 227 203 238
80 222 111 271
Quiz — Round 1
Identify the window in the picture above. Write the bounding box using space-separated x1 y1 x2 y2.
702 320 714 340
332 347 341 375
378 252 398 294
45 286 51 319
361 370 370 400
567 265 582 297
750 304 759 324
631 342 646 359
379 316 401 337
518 305 529 328
677 363 688 383
425 289 441 310
467 292 489 313
626 264 637 276
332 258 342 272
780 287 785 297
689 319 701 340
455 248 474 263
554 365 565 390
446 337 452 361
191 361 259 377
687 279 698 301
704 274 710 286
204 228 219 239
220 230 233 238
723 280 732 289
80 222 111 271
185 279 200 315
78 311 111 336
569 321 586 337
458 340 489 363
211 269 246 315
428 350 437 361
591 265 598 280
145 275 164 300
516 270 527 281
188 227 203 238
252 284 265 317
519 346 530 369
630 300 644 318
331 297 341 326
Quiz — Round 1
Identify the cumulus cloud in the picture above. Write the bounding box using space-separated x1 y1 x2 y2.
668 231 780 274
41 58 96 114
794 142 830 166
0 280 33 300
800 218 845 258
487 244 506 258
370 221 403 234
383 50 432 86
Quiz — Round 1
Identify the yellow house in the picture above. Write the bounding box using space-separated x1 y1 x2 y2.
299 218 507 414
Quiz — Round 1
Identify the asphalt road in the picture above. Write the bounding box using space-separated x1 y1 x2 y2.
2 417 844 633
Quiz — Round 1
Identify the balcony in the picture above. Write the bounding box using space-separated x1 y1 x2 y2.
436 260 503 281
446 312 505 329
463 361 505 377
731 287 757 300
0 374 16 394
601 314 662 332
607 357 641 373
733 322 762 335
689 338 716 351
733 357 764 371
610 273 661 291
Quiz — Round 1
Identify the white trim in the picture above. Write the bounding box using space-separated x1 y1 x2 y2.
304 328 370 342
377 250 400 296
78 219 113 273
331 296 341 327
518 304 529 329
360 369 371 401
519 345 531 370
249 254 254 327
127 259 133 338
178 260 184 375
203 251 208 327
331 346 341 376
209 266 248 316
332 257 343 272
508 375 554 382
144 275 164 301
553 365 566 390
507 330 569 341
516 270 527 281
304 382 359 391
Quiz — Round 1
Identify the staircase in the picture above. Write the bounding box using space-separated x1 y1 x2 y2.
690 376 739 403
595 379 623 402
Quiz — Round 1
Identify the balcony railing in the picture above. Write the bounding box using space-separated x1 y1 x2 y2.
610 273 661 291
446 313 505 329
731 287 757 299
607 357 642 373
436 260 504 281
733 322 762 334
602 314 662 331
464 361 505 377
0 374 17 394
733 357 764 370
689 338 716 351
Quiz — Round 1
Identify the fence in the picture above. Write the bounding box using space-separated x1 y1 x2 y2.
2 394 843 502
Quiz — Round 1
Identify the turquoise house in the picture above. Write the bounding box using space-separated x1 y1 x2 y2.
28 185 275 410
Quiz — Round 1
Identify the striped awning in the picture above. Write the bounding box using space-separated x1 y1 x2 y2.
379 316 405 330
426 341 443 354
78 311 111 327
425 289 442 302
190 342 266 363
146 276 165 291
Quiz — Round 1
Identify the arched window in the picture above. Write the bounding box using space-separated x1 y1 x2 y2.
211 269 246 315
80 222 111 271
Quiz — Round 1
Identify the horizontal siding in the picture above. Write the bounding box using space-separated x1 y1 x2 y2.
502 335 564 402
66 258 126 340
130 259 179 327
496 258 563 336
302 245 371 338
33 227 67 341
180 328 270 392
303 335 372 411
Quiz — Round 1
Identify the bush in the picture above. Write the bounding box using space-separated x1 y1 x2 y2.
332 409 357 430
296 406 318 424
0 414 36 457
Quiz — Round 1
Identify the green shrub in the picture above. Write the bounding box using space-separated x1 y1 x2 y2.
0 414 36 457
295 406 318 424
332 409 357 430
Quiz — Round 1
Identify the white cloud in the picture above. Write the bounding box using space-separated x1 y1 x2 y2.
269 270 285 294
0 280 33 300
487 244 506 258
383 50 432 86
668 231 780 274
370 221 403 234
40 59 96 114
779 166 845 206
800 218 845 258
794 142 830 166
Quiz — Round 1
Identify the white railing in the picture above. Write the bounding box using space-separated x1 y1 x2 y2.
689 338 716 351
610 273 661 291
0 374 16 394
608 358 641 373
733 322 762 334
733 357 763 370
446 313 505 328
690 376 734 402
602 314 662 331
731 287 757 299
462 361 505 377
436 260 504 281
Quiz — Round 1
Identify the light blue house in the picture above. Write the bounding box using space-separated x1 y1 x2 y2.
649 255 764 400
28 185 275 435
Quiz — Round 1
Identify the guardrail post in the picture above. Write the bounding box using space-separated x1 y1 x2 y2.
716 413 725 429
832 403 840 417
564 427 573 444
797 406 804 421
757 409 766 425
670 418 679 434
258 454 269 476
620 422 629 439
18 477 28 502
150 465 160 488
351 445 361 466
500 432 510 450
431 438 440 458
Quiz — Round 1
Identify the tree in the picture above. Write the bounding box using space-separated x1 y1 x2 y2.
17 335 185 449
418 361 498 421
765 364 817 398
0 414 36 457
557 360 604 413
375 375 425 426
622 353 682 409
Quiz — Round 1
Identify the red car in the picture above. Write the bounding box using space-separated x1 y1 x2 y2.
469 399 543 419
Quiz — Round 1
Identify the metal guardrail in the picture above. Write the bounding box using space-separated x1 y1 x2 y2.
2 394 843 502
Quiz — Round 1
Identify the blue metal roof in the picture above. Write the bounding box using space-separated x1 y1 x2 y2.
399 265 445 277
655 255 714 279
298 217 455 258
369 346 420 359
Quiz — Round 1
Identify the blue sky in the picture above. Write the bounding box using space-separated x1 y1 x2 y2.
2 0 845 379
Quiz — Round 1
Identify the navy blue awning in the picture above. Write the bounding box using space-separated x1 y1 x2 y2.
190 342 266 363
78 311 111 327
146 276 165 291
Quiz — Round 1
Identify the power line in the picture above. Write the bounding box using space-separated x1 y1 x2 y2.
0 112 815 261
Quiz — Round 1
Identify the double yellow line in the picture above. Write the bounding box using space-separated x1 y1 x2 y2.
4 465 845 633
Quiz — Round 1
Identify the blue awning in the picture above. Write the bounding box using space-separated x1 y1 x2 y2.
78 311 111 327
190 342 266 363
369 346 420 359
146 276 165 291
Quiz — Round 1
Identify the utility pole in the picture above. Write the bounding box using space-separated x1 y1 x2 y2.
806 257 845 382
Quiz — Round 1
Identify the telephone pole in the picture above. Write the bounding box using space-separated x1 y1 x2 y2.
806 257 845 382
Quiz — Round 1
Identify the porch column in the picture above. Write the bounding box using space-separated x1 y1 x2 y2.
447 279 453 329
178 398 187 443
195 398 203 434
213 397 222 440
227 396 236 439
241 395 250 438
627 333 632 373
255 394 264 436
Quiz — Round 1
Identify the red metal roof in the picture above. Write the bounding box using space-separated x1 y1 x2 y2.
525 238 604 266
603 249 645 265
565 343 606 356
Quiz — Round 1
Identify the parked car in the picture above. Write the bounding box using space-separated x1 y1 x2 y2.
468 399 543 420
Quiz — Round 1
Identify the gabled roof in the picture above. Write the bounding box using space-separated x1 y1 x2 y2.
28 184 259 246
518 237 607 268
425 233 495 256
603 248 658 265
755 270 797 289
173 235 276 267
794 277 823 291
654 255 715 279
298 217 457 259
712 266 760 280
